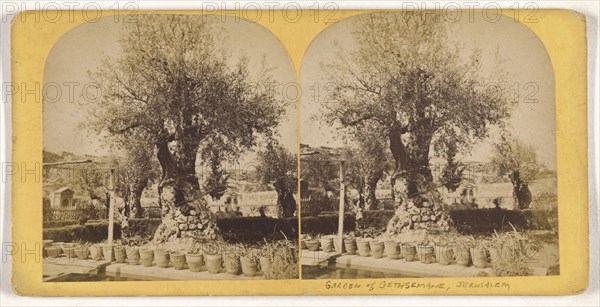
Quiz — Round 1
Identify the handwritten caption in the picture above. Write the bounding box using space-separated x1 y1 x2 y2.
324 280 511 292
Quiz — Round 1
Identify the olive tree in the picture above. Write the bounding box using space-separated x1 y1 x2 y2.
491 136 542 209
321 13 512 233
113 133 160 219
89 15 284 241
344 125 392 211
255 142 297 218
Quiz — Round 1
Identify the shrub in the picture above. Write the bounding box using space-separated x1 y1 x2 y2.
300 192 338 216
124 218 162 239
300 214 355 237
43 222 122 243
75 200 104 224
43 199 53 221
260 239 298 279
217 217 297 243
450 209 556 234
531 191 558 211
490 229 541 276
360 210 394 231
302 209 556 236
43 220 78 228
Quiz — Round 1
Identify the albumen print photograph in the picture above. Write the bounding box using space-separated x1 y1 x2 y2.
42 14 299 281
299 12 559 279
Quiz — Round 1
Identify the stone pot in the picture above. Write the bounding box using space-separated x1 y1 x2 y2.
140 249 154 267
224 254 240 275
454 245 471 267
42 240 53 258
186 253 204 272
487 246 500 265
240 257 258 277
51 242 64 257
418 245 434 264
74 246 89 260
102 244 114 261
344 238 357 255
126 247 140 265
114 246 127 263
62 246 76 259
206 254 223 274
154 249 170 268
171 252 186 270
369 240 385 259
470 247 487 269
89 245 103 261
435 245 454 265
384 241 400 260
61 243 78 259
61 242 78 251
45 246 61 258
403 244 417 262
320 236 335 253
259 256 271 275
356 239 371 257
305 240 319 252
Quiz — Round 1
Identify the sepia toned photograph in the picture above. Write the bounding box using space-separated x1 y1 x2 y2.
41 14 299 281
300 12 559 279
6 5 589 298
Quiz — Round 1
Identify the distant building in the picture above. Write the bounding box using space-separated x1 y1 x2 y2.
51 187 75 209
206 190 281 218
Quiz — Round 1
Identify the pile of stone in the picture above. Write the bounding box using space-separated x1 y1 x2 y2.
153 206 219 243
385 191 453 236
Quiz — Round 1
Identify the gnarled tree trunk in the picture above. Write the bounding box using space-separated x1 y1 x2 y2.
385 124 453 236
152 138 219 243
274 179 297 218
126 182 146 219
364 178 378 211
510 171 532 209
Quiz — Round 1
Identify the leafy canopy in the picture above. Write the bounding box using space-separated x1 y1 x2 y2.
88 15 284 173
322 12 512 164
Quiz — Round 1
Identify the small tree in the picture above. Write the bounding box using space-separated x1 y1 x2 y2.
439 141 465 192
113 135 160 219
76 165 110 213
300 151 338 190
491 136 542 209
202 151 231 202
344 126 392 210
256 143 297 218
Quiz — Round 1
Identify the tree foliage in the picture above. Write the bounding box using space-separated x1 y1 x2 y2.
202 145 231 201
112 134 160 218
88 15 283 186
321 12 513 202
255 142 297 217
87 15 285 241
491 136 542 209
300 153 338 191
344 125 393 210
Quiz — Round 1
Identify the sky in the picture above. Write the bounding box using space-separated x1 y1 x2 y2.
299 13 557 170
43 13 557 171
43 15 297 166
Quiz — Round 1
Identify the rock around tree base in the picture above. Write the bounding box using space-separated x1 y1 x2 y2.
385 197 453 237
153 208 219 243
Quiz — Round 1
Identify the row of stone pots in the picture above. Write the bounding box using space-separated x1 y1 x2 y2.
43 241 271 277
303 237 492 268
